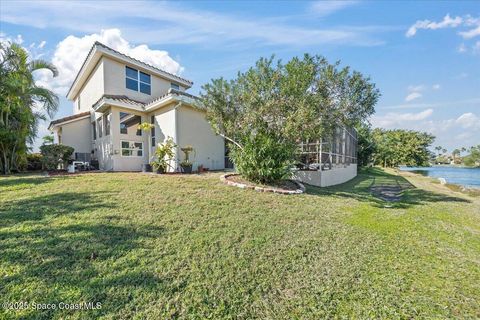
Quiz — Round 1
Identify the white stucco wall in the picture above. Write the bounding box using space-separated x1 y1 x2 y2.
103 58 184 103
293 164 357 187
149 104 177 172
176 105 225 171
75 59 104 114
58 117 92 155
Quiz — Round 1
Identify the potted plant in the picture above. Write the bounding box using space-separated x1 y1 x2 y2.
138 122 155 172
180 145 195 173
180 160 193 174
150 137 176 174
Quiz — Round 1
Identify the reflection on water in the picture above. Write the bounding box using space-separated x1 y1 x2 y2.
399 166 480 188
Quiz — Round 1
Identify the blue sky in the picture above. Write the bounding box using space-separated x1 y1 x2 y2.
1 0 479 152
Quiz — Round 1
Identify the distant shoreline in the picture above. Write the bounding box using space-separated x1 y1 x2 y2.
397 166 480 193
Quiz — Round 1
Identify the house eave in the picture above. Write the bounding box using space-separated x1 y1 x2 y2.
48 114 91 131
94 98 145 113
145 94 198 113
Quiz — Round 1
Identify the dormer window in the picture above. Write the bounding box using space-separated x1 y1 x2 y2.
171 83 180 90
125 66 151 95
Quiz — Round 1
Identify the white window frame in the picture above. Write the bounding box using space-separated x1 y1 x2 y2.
120 140 143 157
126 66 151 95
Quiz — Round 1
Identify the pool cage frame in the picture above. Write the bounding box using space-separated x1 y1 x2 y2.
297 126 358 171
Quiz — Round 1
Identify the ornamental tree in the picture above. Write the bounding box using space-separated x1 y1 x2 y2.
199 54 380 183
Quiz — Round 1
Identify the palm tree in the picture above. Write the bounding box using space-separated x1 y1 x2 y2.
452 149 460 163
42 134 54 145
0 42 59 174
435 146 442 156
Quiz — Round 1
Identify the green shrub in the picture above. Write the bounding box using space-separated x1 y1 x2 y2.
230 132 296 184
26 153 43 171
150 137 176 173
40 144 74 171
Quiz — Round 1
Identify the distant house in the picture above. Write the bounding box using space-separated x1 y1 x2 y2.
49 42 225 172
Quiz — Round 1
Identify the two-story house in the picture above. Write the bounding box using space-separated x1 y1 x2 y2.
48 42 225 172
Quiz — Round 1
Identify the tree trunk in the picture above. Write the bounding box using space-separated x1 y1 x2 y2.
2 151 9 175
219 133 243 150
10 141 17 173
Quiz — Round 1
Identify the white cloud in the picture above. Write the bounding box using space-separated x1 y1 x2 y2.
407 84 425 92
459 25 480 39
14 34 23 44
38 40 46 49
454 72 468 79
0 32 23 45
405 92 422 102
404 84 444 102
35 28 183 95
457 40 480 55
406 14 463 37
405 85 425 102
310 1 358 17
473 41 480 55
379 97 480 110
371 111 480 151
455 112 480 129
371 108 434 127
406 14 480 54
0 1 384 47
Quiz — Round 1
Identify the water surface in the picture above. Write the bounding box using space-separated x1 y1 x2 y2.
399 166 480 188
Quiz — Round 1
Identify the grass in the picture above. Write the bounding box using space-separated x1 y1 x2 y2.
0 168 479 319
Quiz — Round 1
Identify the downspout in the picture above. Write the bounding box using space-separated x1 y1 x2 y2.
173 101 183 172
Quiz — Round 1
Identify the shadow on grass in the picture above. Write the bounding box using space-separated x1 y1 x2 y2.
0 176 50 190
0 192 116 225
0 191 166 319
306 167 470 208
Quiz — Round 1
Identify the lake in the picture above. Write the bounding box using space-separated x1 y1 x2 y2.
399 166 480 188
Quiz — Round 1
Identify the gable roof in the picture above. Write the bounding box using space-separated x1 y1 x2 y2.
66 41 193 101
48 111 90 130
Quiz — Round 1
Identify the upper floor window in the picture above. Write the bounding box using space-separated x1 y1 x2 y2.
126 66 151 95
171 83 180 90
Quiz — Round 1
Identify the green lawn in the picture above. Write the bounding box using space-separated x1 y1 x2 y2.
1 168 479 319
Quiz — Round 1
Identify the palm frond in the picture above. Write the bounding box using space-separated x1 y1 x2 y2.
29 59 59 77
29 86 59 118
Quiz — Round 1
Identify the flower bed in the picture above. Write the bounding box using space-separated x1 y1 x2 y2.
221 173 305 194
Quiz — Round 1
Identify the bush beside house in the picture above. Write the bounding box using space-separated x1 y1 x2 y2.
40 144 74 171
26 153 43 171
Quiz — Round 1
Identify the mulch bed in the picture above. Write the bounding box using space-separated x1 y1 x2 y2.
221 173 305 195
